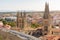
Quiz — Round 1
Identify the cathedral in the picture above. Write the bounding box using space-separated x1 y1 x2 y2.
43 3 52 35
43 2 60 34
16 2 60 40
16 11 26 30
42 3 60 40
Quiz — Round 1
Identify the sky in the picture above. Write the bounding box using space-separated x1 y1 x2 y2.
0 0 60 12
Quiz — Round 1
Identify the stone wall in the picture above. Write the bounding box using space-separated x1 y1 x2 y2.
0 30 23 40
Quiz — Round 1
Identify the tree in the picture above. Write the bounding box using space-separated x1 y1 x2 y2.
7 22 16 27
0 19 16 27
31 23 39 28
2 20 7 25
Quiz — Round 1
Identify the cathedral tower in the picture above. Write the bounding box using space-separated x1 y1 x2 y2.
43 3 51 35
16 11 26 30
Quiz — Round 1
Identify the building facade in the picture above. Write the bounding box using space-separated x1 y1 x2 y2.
42 3 60 40
43 3 52 35
16 11 26 30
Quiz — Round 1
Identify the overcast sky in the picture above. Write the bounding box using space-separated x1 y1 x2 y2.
0 0 60 12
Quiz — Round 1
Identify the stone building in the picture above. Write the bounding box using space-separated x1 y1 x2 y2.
42 3 60 40
16 11 26 30
43 2 53 35
16 2 60 40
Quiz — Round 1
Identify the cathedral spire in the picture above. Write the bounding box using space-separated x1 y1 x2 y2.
43 3 50 35
43 2 49 19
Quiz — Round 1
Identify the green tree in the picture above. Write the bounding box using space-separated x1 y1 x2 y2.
31 23 39 28
7 22 16 27
2 20 7 25
0 19 3 21
0 19 16 27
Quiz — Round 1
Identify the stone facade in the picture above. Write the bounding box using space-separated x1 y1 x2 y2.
16 11 26 30
42 3 60 40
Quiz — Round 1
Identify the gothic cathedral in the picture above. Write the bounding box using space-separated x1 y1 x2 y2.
43 3 52 35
